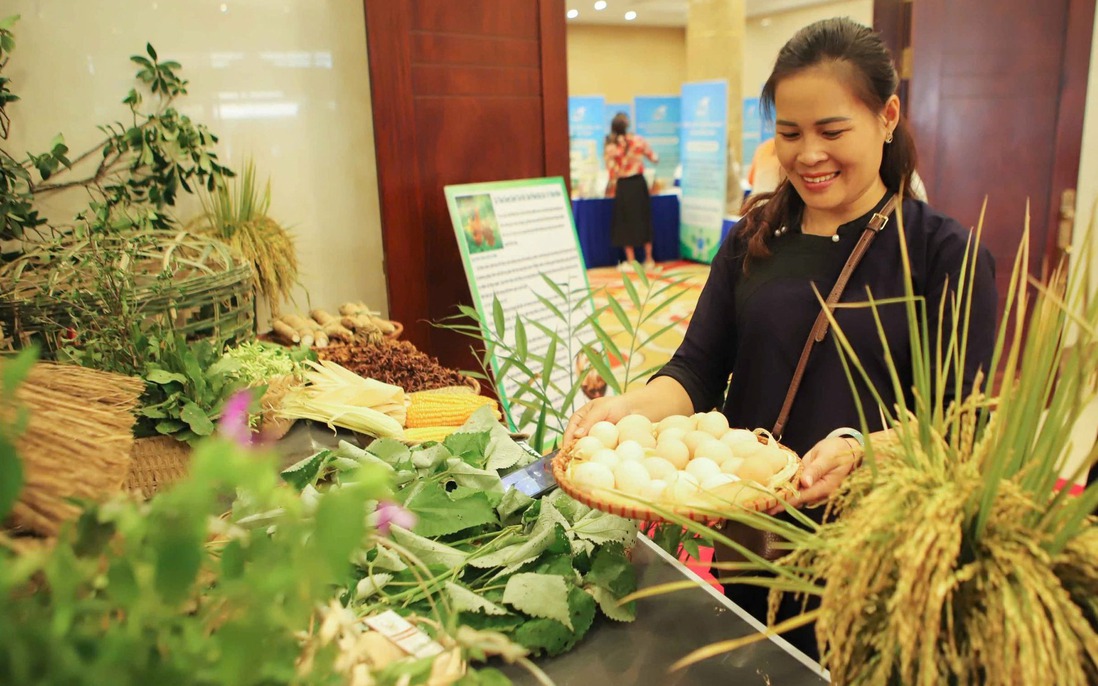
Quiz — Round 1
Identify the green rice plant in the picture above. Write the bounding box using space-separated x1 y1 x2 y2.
627 205 1098 685
438 262 690 453
188 158 299 315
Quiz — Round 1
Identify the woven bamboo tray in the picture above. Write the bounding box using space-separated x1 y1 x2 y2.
124 435 193 500
552 436 802 523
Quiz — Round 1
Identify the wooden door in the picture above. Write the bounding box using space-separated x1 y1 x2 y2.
363 0 569 372
908 0 1094 316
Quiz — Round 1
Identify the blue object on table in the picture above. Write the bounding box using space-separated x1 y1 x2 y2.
720 216 741 244
572 194 681 268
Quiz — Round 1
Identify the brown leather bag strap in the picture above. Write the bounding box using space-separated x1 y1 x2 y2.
771 194 899 439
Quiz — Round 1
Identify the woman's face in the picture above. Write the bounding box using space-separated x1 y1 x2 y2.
773 64 899 224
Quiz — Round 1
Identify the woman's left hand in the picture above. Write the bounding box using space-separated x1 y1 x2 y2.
767 436 861 513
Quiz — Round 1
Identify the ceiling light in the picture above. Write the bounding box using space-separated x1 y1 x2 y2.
625 10 637 20
567 8 579 18
594 1 607 10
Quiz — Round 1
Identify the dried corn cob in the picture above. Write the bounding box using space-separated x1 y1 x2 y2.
405 391 500 428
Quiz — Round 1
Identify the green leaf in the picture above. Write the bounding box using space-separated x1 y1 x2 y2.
155 418 186 435
496 487 534 525
280 450 331 491
444 431 492 467
569 508 638 546
388 525 469 568
503 572 573 629
153 517 203 603
145 369 188 385
146 42 158 60
586 585 636 622
492 297 506 338
0 435 22 522
405 481 497 537
355 572 394 600
511 587 596 656
444 458 504 494
1 345 37 397
221 539 246 579
584 543 635 597
445 581 509 615
180 400 215 436
314 485 367 581
367 438 412 466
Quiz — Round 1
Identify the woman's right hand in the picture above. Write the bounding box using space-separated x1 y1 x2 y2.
563 396 633 447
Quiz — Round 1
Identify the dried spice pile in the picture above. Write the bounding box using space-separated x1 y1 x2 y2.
318 339 470 392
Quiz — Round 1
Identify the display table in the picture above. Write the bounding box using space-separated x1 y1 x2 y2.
572 194 681 268
504 535 828 685
275 423 829 685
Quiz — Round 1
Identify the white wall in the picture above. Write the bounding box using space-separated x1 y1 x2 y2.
2 0 388 322
743 0 874 99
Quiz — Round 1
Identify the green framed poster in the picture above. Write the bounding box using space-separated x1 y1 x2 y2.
444 177 597 448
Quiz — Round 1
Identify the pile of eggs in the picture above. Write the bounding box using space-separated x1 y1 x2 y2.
568 412 792 508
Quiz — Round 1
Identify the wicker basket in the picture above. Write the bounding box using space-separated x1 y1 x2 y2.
0 230 255 355
552 435 803 523
124 435 193 500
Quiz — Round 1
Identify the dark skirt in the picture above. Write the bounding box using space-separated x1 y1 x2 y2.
610 174 653 248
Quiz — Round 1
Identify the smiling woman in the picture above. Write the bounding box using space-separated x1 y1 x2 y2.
563 16 1000 659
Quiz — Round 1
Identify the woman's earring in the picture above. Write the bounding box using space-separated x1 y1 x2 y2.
885 131 894 144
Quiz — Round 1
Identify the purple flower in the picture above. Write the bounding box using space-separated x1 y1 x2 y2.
375 500 416 536
218 390 255 446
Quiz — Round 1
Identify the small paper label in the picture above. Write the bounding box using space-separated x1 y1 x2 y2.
364 610 444 658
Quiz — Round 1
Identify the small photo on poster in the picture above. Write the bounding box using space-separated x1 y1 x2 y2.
455 194 503 254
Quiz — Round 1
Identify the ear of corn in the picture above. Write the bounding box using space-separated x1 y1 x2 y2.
403 425 458 443
405 391 500 428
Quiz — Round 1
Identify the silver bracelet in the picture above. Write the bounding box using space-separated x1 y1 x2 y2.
826 427 865 447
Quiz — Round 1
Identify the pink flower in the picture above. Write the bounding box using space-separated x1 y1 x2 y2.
218 390 255 446
375 501 416 536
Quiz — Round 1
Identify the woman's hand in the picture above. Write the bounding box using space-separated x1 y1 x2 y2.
563 396 633 447
769 436 861 512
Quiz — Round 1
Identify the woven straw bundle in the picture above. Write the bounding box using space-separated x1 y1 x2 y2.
6 362 144 536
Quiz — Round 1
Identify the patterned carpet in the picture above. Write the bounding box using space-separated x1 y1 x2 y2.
586 260 711 391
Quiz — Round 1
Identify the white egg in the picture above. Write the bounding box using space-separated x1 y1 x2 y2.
590 448 621 469
720 456 745 474
762 446 789 472
693 438 734 466
655 438 690 470
573 435 605 458
588 421 620 449
656 426 687 444
722 429 765 458
664 471 701 504
697 411 730 438
685 457 722 483
572 461 615 491
615 413 654 436
643 456 678 481
657 415 694 434
698 473 745 508
612 460 651 495
615 439 646 462
684 430 714 456
632 431 657 449
643 479 668 501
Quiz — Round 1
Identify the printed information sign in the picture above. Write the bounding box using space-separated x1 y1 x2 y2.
679 80 729 263
444 178 597 447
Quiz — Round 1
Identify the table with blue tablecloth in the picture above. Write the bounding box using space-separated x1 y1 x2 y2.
571 194 681 268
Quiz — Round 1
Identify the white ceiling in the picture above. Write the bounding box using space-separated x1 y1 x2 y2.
565 0 842 26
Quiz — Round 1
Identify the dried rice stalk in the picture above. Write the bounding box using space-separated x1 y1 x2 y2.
4 362 144 536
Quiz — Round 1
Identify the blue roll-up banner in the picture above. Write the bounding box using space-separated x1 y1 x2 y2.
568 96 606 198
634 96 681 194
742 96 776 168
679 80 728 263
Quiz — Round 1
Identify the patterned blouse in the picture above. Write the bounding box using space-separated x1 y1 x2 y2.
604 134 658 181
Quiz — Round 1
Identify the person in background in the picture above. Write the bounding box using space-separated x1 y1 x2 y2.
605 112 659 271
565 17 997 658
